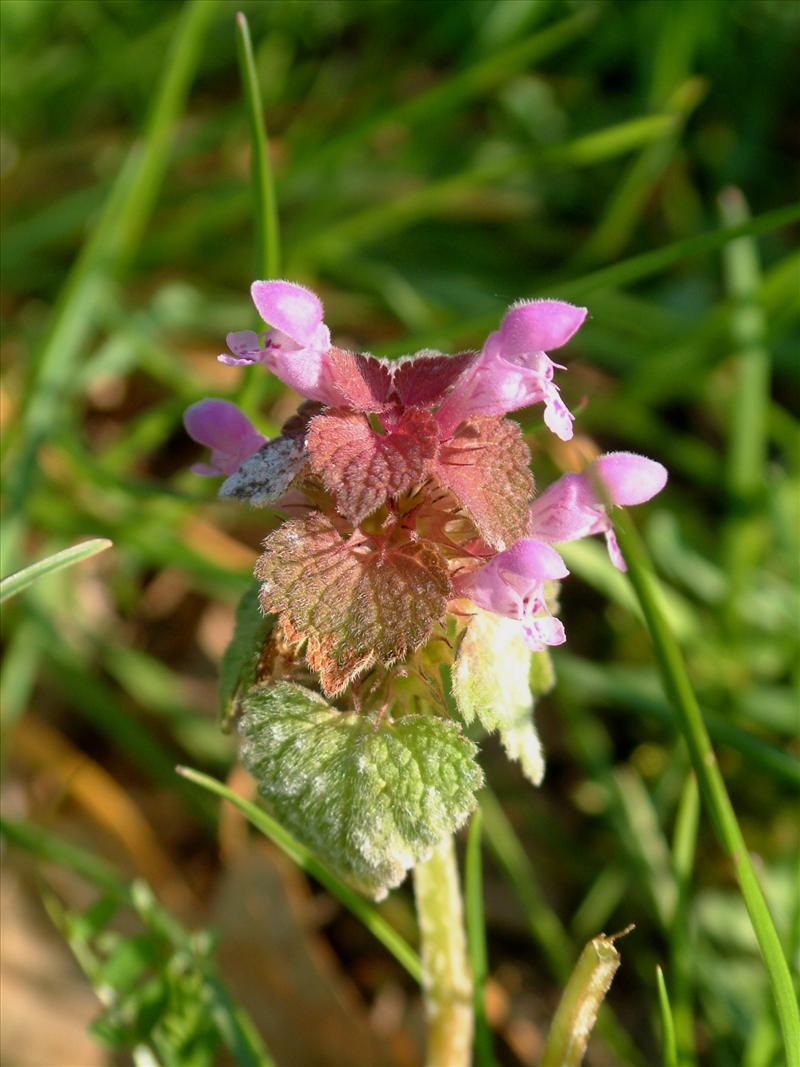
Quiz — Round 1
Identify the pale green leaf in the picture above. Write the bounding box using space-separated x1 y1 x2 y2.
453 611 545 786
218 583 272 727
530 648 556 696
541 932 624 1067
240 682 483 899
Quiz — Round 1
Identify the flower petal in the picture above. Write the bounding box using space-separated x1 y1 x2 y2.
604 528 626 571
183 398 266 476
521 614 566 651
497 538 570 581
499 300 587 355
542 385 575 441
263 327 337 403
528 473 604 543
455 538 568 618
250 280 324 346
592 452 668 506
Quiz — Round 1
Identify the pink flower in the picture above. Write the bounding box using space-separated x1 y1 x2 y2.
454 538 569 651
436 299 587 440
220 280 340 405
528 452 668 570
183 398 266 476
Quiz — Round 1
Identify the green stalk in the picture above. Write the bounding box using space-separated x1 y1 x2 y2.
414 837 473 1067
612 511 800 1064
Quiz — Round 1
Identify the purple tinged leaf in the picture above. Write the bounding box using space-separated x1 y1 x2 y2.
391 350 476 407
433 415 534 550
306 407 439 524
256 513 451 695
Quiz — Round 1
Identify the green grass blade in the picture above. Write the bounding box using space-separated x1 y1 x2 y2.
233 11 281 415
612 511 800 1064
670 774 699 1065
465 811 496 1067
656 965 678 1067
560 201 800 299
176 765 422 983
235 11 280 279
719 187 770 627
540 931 625 1067
4 0 219 570
0 538 112 603
206 974 277 1067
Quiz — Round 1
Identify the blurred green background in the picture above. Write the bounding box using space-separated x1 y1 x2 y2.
1 1 798 1065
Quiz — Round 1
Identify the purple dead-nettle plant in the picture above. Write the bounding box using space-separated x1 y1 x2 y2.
184 281 666 900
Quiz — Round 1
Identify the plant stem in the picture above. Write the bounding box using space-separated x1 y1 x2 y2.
414 836 473 1067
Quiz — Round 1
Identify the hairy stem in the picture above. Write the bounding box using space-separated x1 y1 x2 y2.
414 836 473 1067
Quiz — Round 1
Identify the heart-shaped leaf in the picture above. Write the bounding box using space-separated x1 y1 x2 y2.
256 513 451 695
306 407 439 524
240 682 484 898
434 415 533 550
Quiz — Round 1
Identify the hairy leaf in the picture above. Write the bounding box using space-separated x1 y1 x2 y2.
453 610 544 785
433 415 533 550
219 403 320 507
239 682 483 898
218 582 272 727
220 435 305 506
392 351 476 408
256 514 451 694
326 348 394 411
530 648 556 696
306 407 439 524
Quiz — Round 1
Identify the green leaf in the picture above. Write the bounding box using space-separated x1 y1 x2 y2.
218 582 272 728
239 682 483 898
0 538 112 603
453 611 545 786
530 648 556 696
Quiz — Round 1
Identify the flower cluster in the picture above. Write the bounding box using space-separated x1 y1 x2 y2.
185 281 666 696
